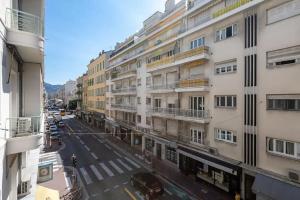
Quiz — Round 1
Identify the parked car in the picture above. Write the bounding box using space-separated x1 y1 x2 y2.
130 172 164 200
49 125 57 132
50 132 61 140
58 121 64 127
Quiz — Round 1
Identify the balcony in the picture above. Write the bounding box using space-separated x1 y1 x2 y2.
175 78 210 92
111 104 137 113
149 107 210 123
115 119 136 129
112 86 137 95
111 66 137 82
5 8 44 63
147 82 176 93
5 116 42 155
213 0 252 18
147 46 210 72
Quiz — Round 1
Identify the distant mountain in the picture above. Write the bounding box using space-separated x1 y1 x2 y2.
44 82 63 94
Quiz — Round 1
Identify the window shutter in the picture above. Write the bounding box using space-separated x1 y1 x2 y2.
233 135 237 143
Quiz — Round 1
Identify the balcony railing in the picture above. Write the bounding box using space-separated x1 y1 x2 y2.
5 8 44 37
178 78 209 88
175 46 209 61
147 82 177 90
177 135 209 146
111 104 137 111
150 107 209 120
5 116 41 138
146 46 209 69
213 0 252 18
112 86 137 94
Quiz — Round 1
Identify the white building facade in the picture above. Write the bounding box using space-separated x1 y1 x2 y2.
106 0 300 199
0 0 45 199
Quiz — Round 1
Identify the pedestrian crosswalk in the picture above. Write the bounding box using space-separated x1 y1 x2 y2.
39 151 62 172
78 157 141 185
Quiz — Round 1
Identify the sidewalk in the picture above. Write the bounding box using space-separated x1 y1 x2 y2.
78 119 233 200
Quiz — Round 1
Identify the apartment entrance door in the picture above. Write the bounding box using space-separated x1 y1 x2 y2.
156 143 162 159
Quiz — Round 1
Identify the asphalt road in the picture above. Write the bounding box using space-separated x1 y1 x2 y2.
59 115 193 200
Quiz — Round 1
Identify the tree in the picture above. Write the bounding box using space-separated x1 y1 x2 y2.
68 99 77 110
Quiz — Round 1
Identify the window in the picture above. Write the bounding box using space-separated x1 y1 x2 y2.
146 77 151 86
137 78 141 86
190 129 204 144
137 115 141 123
189 96 204 111
137 97 141 104
267 95 300 111
215 95 237 108
215 24 237 41
267 46 300 68
146 97 151 105
267 138 300 159
147 55 161 64
215 128 237 143
154 99 161 108
137 60 141 68
267 0 300 24
190 37 205 49
146 117 151 125
215 60 237 75
166 50 175 57
166 147 177 163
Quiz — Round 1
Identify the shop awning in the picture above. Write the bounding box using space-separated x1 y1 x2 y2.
104 119 119 127
178 146 241 175
252 174 300 200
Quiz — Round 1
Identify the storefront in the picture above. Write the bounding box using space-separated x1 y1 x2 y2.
93 112 105 130
105 119 119 135
178 146 241 194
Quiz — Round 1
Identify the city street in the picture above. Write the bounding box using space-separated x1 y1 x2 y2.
59 115 193 200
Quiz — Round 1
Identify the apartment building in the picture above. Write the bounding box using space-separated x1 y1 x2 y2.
80 73 89 120
85 51 111 128
76 75 83 111
0 0 45 199
105 0 300 199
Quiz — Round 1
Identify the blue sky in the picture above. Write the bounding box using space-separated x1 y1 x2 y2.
45 0 169 85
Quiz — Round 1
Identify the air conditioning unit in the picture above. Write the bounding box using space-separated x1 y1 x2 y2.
288 169 300 183
208 147 218 155
17 118 31 135
17 181 31 197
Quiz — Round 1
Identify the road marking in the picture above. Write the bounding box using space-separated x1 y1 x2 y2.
117 159 132 171
124 187 137 200
92 135 98 139
97 139 104 143
79 167 92 184
123 181 128 185
103 188 110 193
84 145 90 151
109 160 124 174
63 172 71 190
124 157 140 168
99 163 114 177
104 144 111 150
90 165 103 181
113 185 119 189
164 188 173 195
91 152 98 160
79 139 84 144
75 136 80 139
113 151 122 157
201 189 208 194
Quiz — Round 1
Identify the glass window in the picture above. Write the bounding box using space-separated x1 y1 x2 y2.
268 138 274 151
286 142 295 155
275 140 284 153
220 97 226 106
226 26 233 38
227 96 232 107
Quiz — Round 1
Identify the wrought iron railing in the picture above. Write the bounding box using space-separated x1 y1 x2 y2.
150 107 209 119
5 116 41 138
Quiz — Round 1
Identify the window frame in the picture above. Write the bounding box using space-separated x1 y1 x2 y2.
267 137 299 159
215 95 237 108
215 24 237 42
215 128 237 144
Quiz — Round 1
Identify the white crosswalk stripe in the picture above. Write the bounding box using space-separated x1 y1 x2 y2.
104 144 111 150
91 152 98 160
84 145 90 151
113 151 122 157
109 161 124 174
80 167 93 184
97 139 104 143
124 157 141 168
90 165 103 181
116 159 132 171
99 163 114 177
79 139 84 144
39 151 62 172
